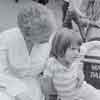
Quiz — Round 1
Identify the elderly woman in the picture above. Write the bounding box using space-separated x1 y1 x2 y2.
0 2 57 100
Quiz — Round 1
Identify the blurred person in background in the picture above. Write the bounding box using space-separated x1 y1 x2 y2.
80 0 100 40
62 0 87 42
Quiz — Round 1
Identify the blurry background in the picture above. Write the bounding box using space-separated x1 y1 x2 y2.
0 0 63 32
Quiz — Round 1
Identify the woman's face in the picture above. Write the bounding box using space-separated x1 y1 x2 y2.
20 15 51 44
21 25 50 44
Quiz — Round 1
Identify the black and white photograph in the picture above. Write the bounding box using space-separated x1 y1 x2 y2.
0 0 100 100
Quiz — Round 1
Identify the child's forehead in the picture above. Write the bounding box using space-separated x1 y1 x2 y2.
72 37 82 43
71 32 82 44
71 42 80 48
70 36 82 47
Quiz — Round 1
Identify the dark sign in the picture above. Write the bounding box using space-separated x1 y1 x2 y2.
84 62 100 89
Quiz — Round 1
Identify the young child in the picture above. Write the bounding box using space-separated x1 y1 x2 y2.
42 28 84 100
42 28 100 100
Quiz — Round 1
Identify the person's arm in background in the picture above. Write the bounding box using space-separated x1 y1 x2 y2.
71 0 100 28
71 0 87 18
71 0 97 29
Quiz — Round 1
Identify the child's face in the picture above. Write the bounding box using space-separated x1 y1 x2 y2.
64 42 80 65
57 41 80 66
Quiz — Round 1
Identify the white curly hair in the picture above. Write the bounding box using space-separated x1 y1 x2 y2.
17 2 57 43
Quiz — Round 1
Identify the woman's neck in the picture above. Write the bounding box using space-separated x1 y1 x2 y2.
25 39 34 55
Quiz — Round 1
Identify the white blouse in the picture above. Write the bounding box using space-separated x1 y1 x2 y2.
0 27 50 76
0 27 50 99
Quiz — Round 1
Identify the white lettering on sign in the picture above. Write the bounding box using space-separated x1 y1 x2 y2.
90 72 100 79
91 64 100 71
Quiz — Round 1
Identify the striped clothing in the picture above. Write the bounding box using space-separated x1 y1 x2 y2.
44 57 84 99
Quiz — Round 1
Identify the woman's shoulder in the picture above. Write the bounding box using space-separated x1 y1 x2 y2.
0 28 18 49
1 27 20 36
0 27 20 42
0 27 22 47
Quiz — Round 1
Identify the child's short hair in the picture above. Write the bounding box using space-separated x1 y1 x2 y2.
50 28 82 58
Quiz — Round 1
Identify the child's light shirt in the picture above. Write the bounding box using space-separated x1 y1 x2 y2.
44 57 84 99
